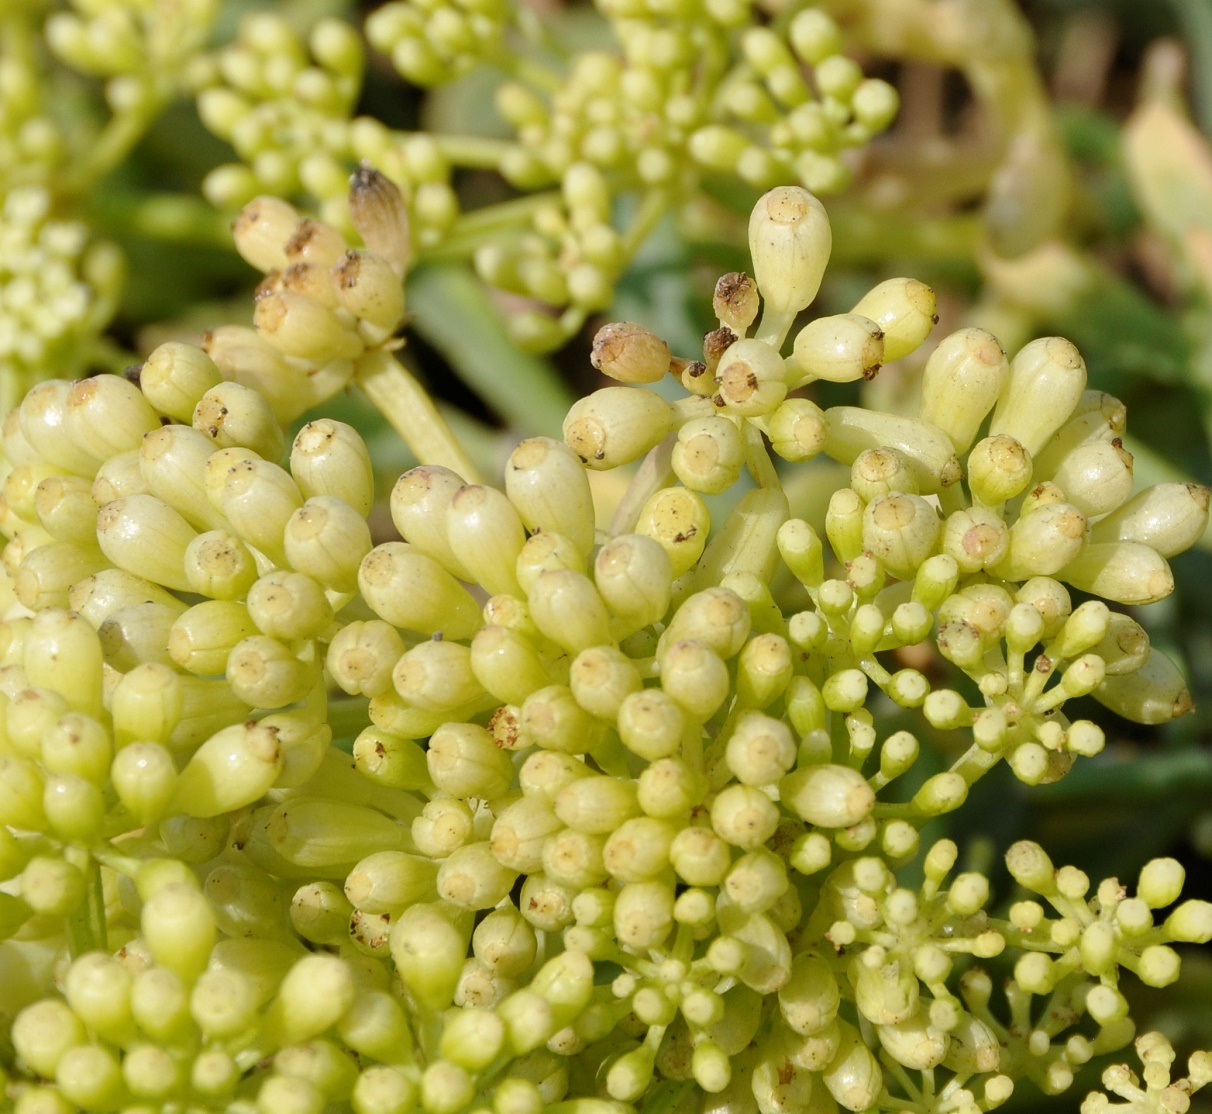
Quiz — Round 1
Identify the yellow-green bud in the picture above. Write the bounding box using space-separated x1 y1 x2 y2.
791 312 884 385
564 387 672 469
748 186 831 318
990 336 1087 456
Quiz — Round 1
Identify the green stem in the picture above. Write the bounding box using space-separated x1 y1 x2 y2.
62 99 166 197
420 193 563 264
430 134 516 169
355 349 483 482
621 188 673 258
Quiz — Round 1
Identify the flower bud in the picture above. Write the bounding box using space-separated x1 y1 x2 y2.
1047 438 1134 518
990 336 1087 455
447 483 528 597
96 493 199 593
140 342 224 423
614 879 676 950
659 638 731 720
65 374 161 466
942 505 1009 573
748 186 831 318
713 272 761 334
967 434 1033 506
506 437 597 555
764 397 827 461
590 322 671 383
781 764 874 829
555 774 640 834
390 465 474 581
823 407 961 492
594 533 672 636
359 542 481 639
183 529 259 600
918 327 1009 452
428 722 514 799
850 277 936 361
333 248 405 334
349 165 410 273
471 625 553 706
716 338 790 416
989 501 1087 581
710 783 780 850
821 1020 883 1111
439 842 519 910
635 485 710 576
862 493 940 579
169 720 283 818
284 495 373 593
289 418 374 518
1093 646 1192 724
673 416 745 493
1061 541 1173 605
226 634 319 708
792 313 883 385
563 386 671 469
216 457 303 569
528 568 613 655
25 609 103 717
639 757 707 819
193 380 284 461
1091 482 1209 557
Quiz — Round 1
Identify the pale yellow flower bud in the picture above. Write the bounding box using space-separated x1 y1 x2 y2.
823 406 961 492
919 327 1009 452
850 277 937 361
390 465 474 581
358 542 481 639
862 493 941 579
506 437 597 556
1093 647 1192 724
635 485 710 576
1061 540 1173 605
791 312 884 385
990 336 1087 456
748 186 831 318
989 501 1088 581
590 322 671 383
233 195 302 272
1090 482 1210 557
563 386 672 469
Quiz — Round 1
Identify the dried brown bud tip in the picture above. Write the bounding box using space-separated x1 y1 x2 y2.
713 271 760 333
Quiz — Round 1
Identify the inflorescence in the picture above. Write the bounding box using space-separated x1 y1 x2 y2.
0 173 1208 1114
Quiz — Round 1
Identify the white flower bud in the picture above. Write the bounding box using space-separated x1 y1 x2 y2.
968 434 1033 506
862 493 941 579
1048 439 1134 518
989 501 1087 581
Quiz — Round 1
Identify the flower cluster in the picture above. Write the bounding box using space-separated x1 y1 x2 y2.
0 180 1209 1114
0 188 123 418
191 3 895 352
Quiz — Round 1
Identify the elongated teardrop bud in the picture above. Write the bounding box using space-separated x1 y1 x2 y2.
989 337 1087 456
749 186 831 319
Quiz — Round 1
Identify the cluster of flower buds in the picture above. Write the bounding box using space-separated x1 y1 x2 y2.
0 187 123 418
193 12 365 215
41 0 218 120
366 0 510 88
0 183 1209 1114
190 5 896 354
1082 1030 1212 1114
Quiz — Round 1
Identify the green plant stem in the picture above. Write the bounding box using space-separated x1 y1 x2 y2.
355 349 483 483
406 263 574 437
431 134 516 169
62 100 166 198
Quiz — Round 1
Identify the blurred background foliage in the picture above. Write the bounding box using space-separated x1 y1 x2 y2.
2 0 1212 1104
